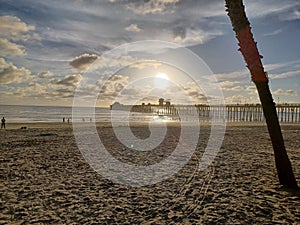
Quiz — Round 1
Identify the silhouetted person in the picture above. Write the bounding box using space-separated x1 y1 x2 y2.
1 117 5 129
67 118 70 124
63 117 65 123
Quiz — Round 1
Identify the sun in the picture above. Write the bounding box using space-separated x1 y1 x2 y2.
154 72 169 89
156 72 169 81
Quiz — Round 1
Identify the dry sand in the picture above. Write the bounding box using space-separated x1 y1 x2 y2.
0 123 299 224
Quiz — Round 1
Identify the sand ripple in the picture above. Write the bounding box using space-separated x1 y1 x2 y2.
0 125 299 224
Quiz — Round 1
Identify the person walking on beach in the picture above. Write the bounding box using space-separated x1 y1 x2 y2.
1 117 5 129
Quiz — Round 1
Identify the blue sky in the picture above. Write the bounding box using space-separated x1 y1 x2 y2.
0 0 299 106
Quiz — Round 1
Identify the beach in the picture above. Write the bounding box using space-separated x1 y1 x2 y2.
0 123 299 224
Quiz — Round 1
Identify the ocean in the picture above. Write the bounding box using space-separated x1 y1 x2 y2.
0 105 155 123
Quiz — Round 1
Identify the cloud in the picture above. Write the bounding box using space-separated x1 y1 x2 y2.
52 88 77 98
225 94 259 104
23 82 48 98
9 76 92 102
265 62 290 71
0 38 26 56
38 71 54 78
129 61 163 70
53 74 82 87
174 28 223 45
0 1 227 55
186 90 207 101
264 60 300 73
286 89 297 95
181 83 207 102
219 81 244 91
0 16 38 41
230 86 244 91
0 16 39 57
69 53 98 72
0 58 31 84
121 88 140 96
245 1 300 21
215 69 249 81
281 9 300 20
219 81 240 88
125 24 142 32
92 55 137 72
99 75 129 99
263 29 283 37
273 89 297 96
126 0 180 15
12 82 72 100
246 85 257 94
269 70 300 79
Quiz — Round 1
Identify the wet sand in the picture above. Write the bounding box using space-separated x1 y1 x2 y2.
0 123 299 224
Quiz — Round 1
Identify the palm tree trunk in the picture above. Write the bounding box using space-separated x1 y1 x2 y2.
225 0 298 188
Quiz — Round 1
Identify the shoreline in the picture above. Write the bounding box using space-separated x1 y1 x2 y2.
1 121 300 130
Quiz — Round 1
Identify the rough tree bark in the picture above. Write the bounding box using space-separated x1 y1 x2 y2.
225 0 298 189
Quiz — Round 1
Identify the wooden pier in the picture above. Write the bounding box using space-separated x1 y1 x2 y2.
111 102 300 123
